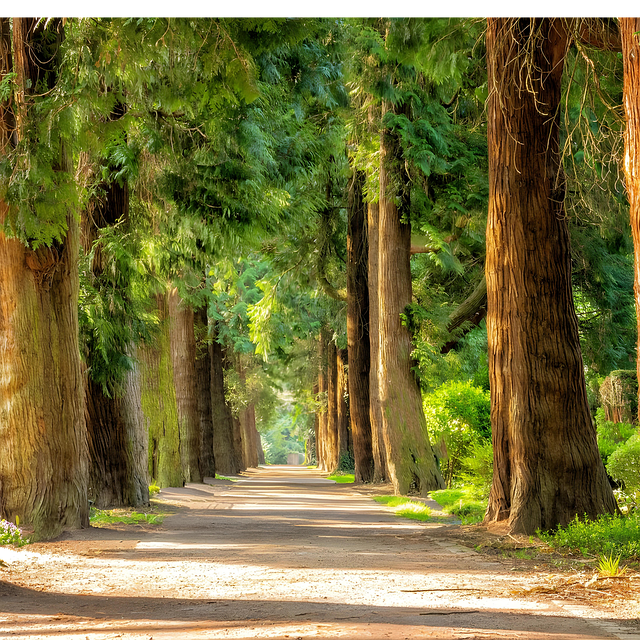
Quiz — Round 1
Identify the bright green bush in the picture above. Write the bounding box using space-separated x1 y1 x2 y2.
460 439 494 500
423 380 491 486
430 487 486 524
607 433 640 509
539 512 640 561
595 407 635 465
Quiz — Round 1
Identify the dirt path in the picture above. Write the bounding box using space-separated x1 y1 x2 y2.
1 465 639 639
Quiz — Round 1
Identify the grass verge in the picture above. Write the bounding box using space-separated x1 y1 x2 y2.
539 512 640 564
327 473 355 483
89 507 167 527
372 496 434 521
430 487 487 524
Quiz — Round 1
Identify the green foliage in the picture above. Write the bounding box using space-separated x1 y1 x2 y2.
372 496 434 521
430 487 487 524
423 380 491 487
598 552 627 577
337 450 355 473
606 434 640 509
0 520 29 547
148 484 160 496
595 407 635 465
539 512 640 562
459 439 494 501
328 473 355 484
89 508 165 526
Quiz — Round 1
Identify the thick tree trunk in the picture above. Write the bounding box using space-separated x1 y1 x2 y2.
0 18 89 540
81 158 149 509
485 18 618 534
367 199 388 483
140 293 182 488
210 326 242 475
0 211 89 538
168 289 201 483
377 103 444 496
195 307 215 478
86 361 149 509
336 347 350 467
347 169 374 482
621 19 640 424
223 346 246 473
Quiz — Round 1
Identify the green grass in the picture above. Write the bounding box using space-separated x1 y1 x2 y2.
372 496 434 521
429 487 487 524
89 508 166 527
214 474 237 482
538 512 640 563
327 473 355 483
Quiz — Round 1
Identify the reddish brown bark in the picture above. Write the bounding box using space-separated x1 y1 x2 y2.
620 19 640 423
336 347 350 467
367 200 388 483
484 18 617 533
316 329 329 471
325 339 340 472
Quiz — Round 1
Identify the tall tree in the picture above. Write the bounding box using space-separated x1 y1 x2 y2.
484 18 618 534
377 97 444 495
0 18 88 539
620 19 640 422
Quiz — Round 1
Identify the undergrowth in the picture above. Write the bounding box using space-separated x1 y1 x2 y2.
430 487 487 524
372 496 433 521
0 519 29 546
89 508 166 527
538 512 640 563
327 473 355 483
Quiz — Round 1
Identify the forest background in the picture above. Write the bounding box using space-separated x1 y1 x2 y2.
1 16 640 544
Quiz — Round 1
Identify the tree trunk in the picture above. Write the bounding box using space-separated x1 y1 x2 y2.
484 18 618 534
168 288 201 483
86 359 149 509
140 293 182 488
377 102 444 496
0 18 89 540
347 169 374 482
317 330 329 471
621 18 640 424
210 325 242 475
325 339 340 472
367 198 388 483
81 155 149 509
336 347 350 467
224 346 246 473
195 306 215 478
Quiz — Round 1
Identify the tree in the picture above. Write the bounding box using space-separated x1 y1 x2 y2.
484 18 618 534
0 18 88 539
620 19 640 422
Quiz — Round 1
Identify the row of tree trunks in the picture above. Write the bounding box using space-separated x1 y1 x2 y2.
0 18 89 540
195 307 216 478
484 18 617 534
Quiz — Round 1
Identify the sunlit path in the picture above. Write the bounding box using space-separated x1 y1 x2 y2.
1 466 637 639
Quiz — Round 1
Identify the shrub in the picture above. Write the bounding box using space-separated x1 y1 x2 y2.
607 433 640 509
460 439 494 500
595 407 635 465
423 380 491 487
539 512 640 561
